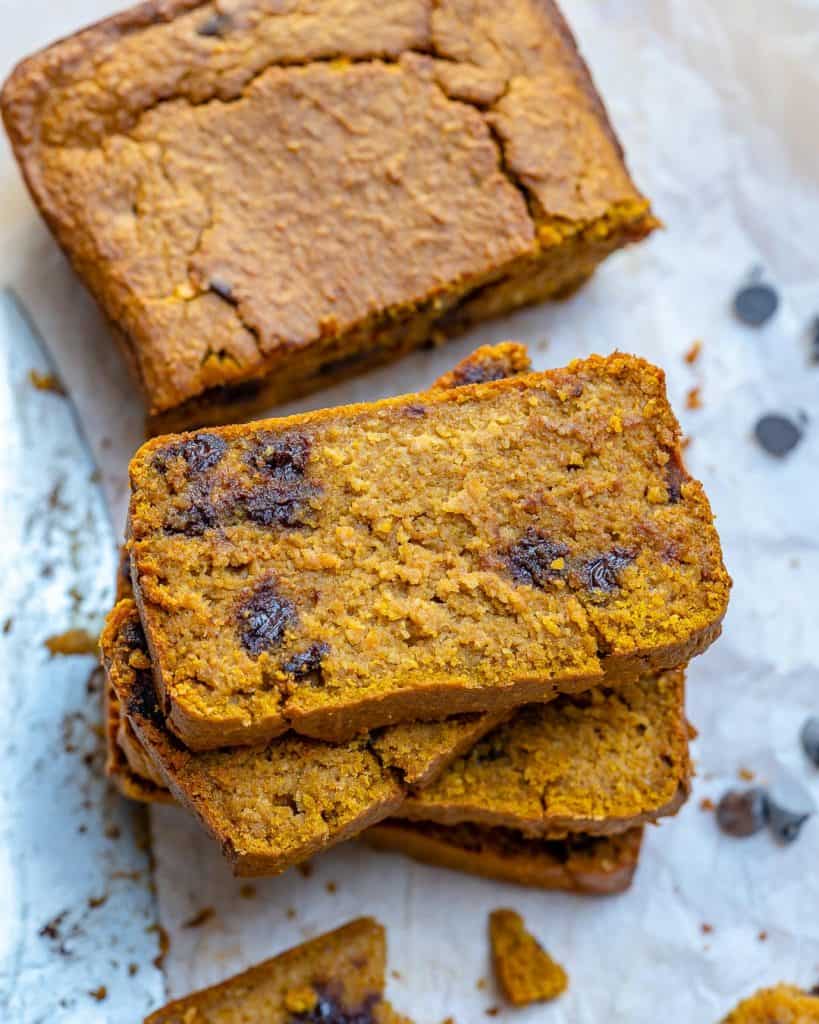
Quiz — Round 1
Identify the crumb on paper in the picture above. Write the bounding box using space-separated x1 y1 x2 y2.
701 923 714 934
739 767 755 781
29 368 66 395
700 797 716 812
681 435 692 450
128 963 139 976
298 861 314 879
684 340 702 364
391 969 403 981
325 881 337 894
686 386 703 410
88 895 108 910
239 884 256 900
183 907 215 929
149 924 170 970
758 931 768 942
88 986 107 1002
105 824 121 840
287 908 297 920
476 978 487 991
485 1009 499 1017
45 629 98 656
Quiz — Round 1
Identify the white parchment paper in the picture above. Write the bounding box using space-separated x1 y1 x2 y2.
1 1 818 1020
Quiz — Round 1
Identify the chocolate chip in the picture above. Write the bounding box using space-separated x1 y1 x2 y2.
283 642 330 682
449 358 513 387
294 993 378 1024
801 716 819 768
236 578 296 657
163 481 218 536
154 433 227 475
403 404 428 418
197 12 232 37
241 483 316 529
127 668 165 730
716 788 768 838
766 776 815 844
247 432 311 481
504 529 569 588
754 414 802 457
733 281 779 326
665 453 687 503
580 549 635 592
121 619 148 654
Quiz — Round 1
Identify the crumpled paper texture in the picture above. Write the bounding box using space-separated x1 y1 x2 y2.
1 0 817 1020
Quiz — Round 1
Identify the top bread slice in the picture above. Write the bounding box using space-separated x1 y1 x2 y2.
128 352 730 750
2 0 656 430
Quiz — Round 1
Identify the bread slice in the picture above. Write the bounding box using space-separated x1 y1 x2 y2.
145 916 412 1024
128 352 729 750
364 820 643 894
400 669 692 836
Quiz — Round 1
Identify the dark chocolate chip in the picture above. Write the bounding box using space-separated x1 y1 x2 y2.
242 484 312 528
283 642 330 681
403 403 428 418
449 358 513 388
665 454 688 503
197 12 232 37
293 993 378 1024
504 529 569 589
247 432 311 482
733 282 779 326
163 480 219 536
127 669 165 730
801 716 819 768
716 788 768 838
121 619 148 655
766 777 815 844
236 578 296 657
580 549 635 592
209 278 236 303
754 414 802 457
154 433 227 475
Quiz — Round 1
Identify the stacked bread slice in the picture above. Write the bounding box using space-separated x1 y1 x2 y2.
102 344 729 890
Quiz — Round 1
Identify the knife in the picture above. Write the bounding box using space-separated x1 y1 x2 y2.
0 290 164 1023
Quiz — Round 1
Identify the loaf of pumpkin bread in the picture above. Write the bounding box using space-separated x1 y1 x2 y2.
2 0 657 431
127 353 730 749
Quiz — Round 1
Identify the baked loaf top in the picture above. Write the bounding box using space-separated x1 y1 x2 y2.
145 916 412 1023
364 820 643 895
2 0 653 415
128 353 729 749
102 600 506 875
401 668 691 836
719 985 819 1023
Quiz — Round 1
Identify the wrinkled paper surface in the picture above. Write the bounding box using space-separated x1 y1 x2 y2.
1 1 818 1019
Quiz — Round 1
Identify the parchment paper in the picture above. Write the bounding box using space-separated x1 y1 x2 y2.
1 1 818 1020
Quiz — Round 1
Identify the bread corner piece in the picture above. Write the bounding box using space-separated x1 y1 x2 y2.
2 0 657 430
145 917 414 1024
489 908 568 1006
718 985 819 1023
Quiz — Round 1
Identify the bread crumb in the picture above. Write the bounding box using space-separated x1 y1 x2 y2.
476 978 487 991
89 986 107 1002
45 629 98 656
485 1008 499 1017
29 369 66 395
700 797 716 812
128 963 139 976
686 386 702 410
298 862 314 879
489 909 568 1006
684 340 702 365
239 884 256 900
701 923 714 934
183 907 215 929
758 931 768 942
286 908 297 920
325 881 337 894
739 767 755 781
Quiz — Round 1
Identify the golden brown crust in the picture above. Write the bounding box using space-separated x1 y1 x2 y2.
128 354 729 750
144 916 414 1023
363 820 643 894
719 985 819 1023
2 0 656 424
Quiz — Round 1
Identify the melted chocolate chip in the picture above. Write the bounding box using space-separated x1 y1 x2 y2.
237 579 296 657
292 993 378 1024
247 432 311 481
163 481 219 536
154 433 227 475
127 669 165 730
504 529 569 588
121 619 148 655
283 642 330 682
197 12 232 37
580 549 635 592
754 414 802 457
241 483 315 528
665 454 688 503
449 358 512 387
716 788 767 838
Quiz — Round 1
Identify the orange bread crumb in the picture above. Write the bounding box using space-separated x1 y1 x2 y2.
489 909 568 1005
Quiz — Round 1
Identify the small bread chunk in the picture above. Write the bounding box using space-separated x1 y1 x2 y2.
719 985 819 1023
145 917 413 1024
128 353 730 750
364 822 643 894
489 909 568 1006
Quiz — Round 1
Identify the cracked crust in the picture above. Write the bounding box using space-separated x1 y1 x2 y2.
2 0 656 426
363 821 643 894
145 916 414 1024
127 353 730 750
